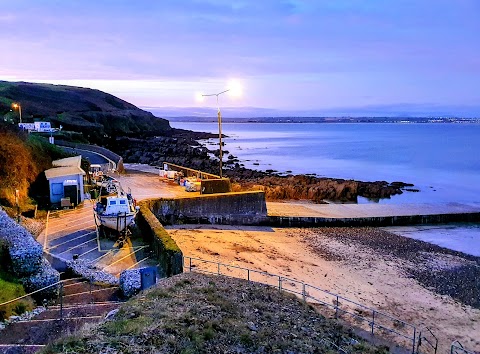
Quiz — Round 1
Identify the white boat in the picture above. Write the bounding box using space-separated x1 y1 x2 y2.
94 194 139 233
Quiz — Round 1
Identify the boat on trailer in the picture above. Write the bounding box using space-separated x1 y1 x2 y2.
94 194 139 233
93 179 139 238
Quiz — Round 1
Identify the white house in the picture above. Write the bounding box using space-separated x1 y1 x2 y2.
44 156 86 206
18 121 56 133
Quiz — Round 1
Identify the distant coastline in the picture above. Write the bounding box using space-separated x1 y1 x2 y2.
165 116 480 124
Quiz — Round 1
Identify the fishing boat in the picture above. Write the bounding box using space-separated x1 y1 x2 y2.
93 180 139 234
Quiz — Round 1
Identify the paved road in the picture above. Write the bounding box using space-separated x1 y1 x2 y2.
60 147 110 165
110 170 197 201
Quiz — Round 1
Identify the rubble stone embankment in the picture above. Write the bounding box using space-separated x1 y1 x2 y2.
0 209 60 298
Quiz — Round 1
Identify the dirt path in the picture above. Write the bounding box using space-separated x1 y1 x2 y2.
167 225 480 352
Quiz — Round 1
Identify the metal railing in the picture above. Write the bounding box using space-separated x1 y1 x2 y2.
417 326 439 353
162 162 220 180
183 256 423 353
0 281 64 322
451 341 476 354
0 277 114 324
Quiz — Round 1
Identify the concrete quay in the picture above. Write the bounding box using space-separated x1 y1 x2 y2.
266 201 480 227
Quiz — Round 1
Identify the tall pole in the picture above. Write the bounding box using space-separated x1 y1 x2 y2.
202 89 229 178
12 103 22 123
217 95 223 178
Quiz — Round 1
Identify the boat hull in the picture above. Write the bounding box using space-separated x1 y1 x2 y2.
95 213 135 232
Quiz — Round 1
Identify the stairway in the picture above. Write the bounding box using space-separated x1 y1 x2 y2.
0 278 123 354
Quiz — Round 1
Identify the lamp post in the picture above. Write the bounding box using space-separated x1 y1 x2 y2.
12 103 22 123
202 89 230 178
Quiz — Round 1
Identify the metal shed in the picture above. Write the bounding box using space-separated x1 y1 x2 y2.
44 156 86 206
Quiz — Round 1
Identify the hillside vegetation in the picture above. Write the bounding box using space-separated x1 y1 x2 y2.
0 81 171 144
42 273 387 354
0 240 34 320
0 125 68 208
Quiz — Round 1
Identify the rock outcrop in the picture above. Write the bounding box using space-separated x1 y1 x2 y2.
112 133 412 203
235 175 404 203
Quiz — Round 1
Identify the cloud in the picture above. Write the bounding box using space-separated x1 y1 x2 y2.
0 0 479 109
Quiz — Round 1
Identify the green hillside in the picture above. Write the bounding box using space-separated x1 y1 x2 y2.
0 81 171 144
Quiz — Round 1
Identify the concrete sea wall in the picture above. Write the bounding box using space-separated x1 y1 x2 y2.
151 191 268 225
266 212 480 227
137 201 183 277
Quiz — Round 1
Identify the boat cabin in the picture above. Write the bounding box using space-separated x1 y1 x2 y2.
96 196 133 215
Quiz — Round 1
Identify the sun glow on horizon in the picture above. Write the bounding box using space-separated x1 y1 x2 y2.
227 79 243 97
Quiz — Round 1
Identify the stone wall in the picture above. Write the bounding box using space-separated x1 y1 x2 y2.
151 191 268 225
0 209 60 298
137 201 183 277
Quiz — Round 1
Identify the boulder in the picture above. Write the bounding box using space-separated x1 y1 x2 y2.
119 268 142 298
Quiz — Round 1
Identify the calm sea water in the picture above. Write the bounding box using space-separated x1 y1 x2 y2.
170 121 480 255
171 121 480 204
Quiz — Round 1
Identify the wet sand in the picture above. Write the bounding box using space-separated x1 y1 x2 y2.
166 225 480 352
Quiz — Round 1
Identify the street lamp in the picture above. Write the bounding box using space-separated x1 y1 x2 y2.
201 89 230 178
12 103 22 123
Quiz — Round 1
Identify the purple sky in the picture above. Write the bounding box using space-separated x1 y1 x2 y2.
1 0 479 114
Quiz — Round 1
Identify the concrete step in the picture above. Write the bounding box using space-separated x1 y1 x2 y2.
34 302 121 320
0 316 103 345
61 279 116 296
62 287 121 305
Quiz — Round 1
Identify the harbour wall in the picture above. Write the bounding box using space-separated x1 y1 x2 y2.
136 201 183 277
265 212 480 227
150 191 268 225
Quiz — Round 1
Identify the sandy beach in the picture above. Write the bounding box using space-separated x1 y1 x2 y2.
166 225 480 352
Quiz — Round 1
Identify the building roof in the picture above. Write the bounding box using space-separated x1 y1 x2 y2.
52 155 82 168
45 166 86 180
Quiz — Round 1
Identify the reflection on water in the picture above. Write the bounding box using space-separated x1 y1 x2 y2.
171 121 480 205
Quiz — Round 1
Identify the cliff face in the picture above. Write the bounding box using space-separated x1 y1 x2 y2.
0 81 171 143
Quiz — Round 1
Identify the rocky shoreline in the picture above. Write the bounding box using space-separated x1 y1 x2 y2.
111 129 415 203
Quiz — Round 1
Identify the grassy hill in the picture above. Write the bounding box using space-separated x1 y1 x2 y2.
0 81 171 144
41 273 387 353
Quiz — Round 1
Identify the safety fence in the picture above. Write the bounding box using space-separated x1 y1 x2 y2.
0 277 117 323
451 341 476 354
0 281 64 322
183 256 441 354
162 161 220 180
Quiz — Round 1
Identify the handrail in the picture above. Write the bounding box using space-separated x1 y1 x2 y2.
162 161 221 179
451 341 476 354
183 255 426 353
0 281 62 308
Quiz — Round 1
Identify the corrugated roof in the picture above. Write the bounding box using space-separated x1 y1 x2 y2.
45 166 86 180
52 155 82 168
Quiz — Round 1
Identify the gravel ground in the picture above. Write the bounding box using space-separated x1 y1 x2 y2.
299 227 480 309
